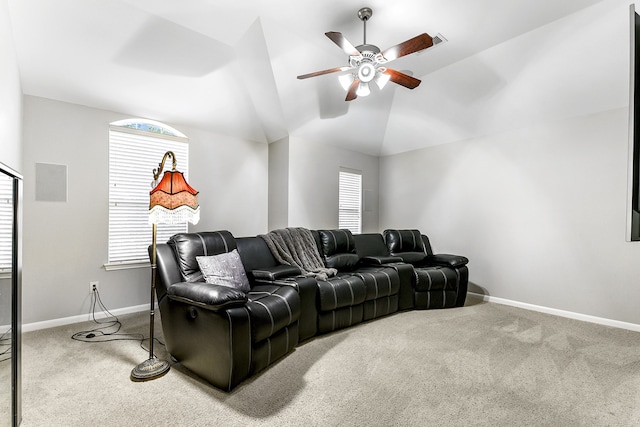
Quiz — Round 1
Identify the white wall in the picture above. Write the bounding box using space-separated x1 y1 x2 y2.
21 96 268 324
288 136 379 232
383 0 627 155
268 137 290 230
186 126 269 237
0 0 22 171
380 0 640 324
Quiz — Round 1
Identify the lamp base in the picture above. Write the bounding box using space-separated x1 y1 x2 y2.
130 357 170 381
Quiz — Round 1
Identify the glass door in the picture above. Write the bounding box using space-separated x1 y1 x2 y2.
0 163 21 427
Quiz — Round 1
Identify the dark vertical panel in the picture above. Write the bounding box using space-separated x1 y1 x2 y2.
633 13 640 211
11 176 21 427
630 10 640 241
1 162 22 427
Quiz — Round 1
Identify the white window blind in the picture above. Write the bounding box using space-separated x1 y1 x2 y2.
108 124 189 265
0 176 12 272
339 169 362 234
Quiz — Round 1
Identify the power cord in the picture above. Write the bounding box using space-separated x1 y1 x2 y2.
71 285 165 355
0 328 11 363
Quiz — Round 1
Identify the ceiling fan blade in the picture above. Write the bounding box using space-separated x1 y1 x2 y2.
326 31 361 56
297 66 352 80
384 68 421 89
345 79 360 101
381 33 433 62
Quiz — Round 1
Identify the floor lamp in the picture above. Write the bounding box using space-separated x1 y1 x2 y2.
131 151 199 381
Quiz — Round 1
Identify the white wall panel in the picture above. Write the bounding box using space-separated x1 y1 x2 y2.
288 137 379 233
380 0 640 325
21 96 268 324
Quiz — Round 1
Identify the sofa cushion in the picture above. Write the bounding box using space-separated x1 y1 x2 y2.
383 229 427 264
319 229 359 270
353 267 401 301
414 266 460 292
196 249 251 292
316 273 366 311
247 284 301 343
168 231 237 282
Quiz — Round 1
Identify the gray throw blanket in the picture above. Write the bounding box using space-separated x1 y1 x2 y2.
259 228 337 281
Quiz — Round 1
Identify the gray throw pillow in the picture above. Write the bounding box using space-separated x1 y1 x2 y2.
196 249 250 293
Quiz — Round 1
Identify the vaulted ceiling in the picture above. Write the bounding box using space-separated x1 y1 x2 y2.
8 0 606 156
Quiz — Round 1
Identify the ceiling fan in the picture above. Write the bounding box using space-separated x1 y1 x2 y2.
297 7 434 101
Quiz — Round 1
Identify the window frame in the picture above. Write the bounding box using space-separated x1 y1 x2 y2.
338 168 363 234
105 119 189 271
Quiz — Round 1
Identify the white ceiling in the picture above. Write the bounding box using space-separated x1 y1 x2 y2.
8 0 606 156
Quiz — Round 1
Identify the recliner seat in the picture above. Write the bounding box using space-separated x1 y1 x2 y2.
155 231 300 391
383 229 469 309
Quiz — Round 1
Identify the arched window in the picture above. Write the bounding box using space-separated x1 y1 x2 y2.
106 119 189 268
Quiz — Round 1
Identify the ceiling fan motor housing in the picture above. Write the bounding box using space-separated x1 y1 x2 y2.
356 44 380 54
350 48 386 83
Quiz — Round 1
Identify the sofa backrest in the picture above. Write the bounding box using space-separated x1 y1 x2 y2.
353 233 390 258
235 236 278 272
421 235 434 257
153 243 183 303
167 230 237 282
318 229 360 270
383 229 429 263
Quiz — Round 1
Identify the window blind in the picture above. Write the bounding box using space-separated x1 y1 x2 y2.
339 169 362 234
108 126 189 264
0 177 12 272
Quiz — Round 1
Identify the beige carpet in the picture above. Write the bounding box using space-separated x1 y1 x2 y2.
19 300 640 426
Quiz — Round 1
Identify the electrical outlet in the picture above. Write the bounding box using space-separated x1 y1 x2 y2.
90 281 99 293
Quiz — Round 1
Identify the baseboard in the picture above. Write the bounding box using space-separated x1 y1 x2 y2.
467 292 640 332
23 304 148 333
24 295 640 334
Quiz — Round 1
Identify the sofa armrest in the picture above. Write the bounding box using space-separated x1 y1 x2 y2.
424 254 469 268
391 252 427 264
251 265 302 281
360 255 404 265
167 282 248 312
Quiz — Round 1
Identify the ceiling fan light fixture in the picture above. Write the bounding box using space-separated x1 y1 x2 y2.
374 72 391 90
356 82 371 97
338 73 355 91
358 63 376 83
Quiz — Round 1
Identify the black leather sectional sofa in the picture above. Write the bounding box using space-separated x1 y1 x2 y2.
153 228 469 391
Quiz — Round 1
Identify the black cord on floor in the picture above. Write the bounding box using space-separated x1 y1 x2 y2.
0 328 11 363
71 287 165 355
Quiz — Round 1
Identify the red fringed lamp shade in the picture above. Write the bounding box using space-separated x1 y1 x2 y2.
149 170 200 225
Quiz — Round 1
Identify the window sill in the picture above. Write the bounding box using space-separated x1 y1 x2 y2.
103 261 150 271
